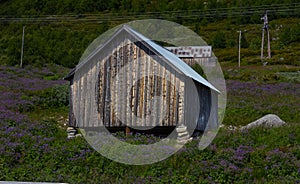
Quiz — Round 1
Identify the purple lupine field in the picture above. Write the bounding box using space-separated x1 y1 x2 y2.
0 65 299 183
0 66 66 123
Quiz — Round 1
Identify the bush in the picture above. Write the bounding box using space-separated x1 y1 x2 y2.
249 37 261 50
40 84 69 107
212 31 227 49
24 84 70 108
279 24 300 46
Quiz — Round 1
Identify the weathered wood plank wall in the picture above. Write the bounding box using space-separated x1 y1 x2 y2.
72 40 186 127
70 41 219 131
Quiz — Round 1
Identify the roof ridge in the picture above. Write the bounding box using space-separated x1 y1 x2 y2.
64 25 220 93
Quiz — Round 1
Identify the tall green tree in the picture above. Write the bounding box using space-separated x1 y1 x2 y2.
212 31 227 48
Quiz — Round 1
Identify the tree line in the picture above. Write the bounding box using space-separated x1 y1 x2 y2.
0 0 299 68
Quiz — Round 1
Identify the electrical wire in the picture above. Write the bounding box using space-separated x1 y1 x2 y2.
0 3 299 23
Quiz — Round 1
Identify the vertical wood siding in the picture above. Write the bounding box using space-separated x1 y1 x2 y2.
72 40 185 127
69 40 217 130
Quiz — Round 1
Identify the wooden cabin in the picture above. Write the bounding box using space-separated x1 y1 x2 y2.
64 25 220 135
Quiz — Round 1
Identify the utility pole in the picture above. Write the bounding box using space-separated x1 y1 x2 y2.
261 11 271 60
237 30 247 67
238 30 241 67
261 23 265 59
20 26 25 68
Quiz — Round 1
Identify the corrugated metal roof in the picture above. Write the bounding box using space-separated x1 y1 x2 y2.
124 25 220 93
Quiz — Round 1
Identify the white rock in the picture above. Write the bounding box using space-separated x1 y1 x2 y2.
75 134 82 137
176 126 187 133
240 114 286 130
176 140 188 145
67 135 75 139
67 127 75 131
178 131 188 137
177 135 190 141
228 125 239 130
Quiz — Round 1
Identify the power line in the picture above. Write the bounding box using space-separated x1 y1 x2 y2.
1 7 299 21
0 3 299 23
1 2 299 17
20 26 25 68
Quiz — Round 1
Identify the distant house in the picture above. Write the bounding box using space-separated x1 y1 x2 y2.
64 25 219 135
166 46 217 67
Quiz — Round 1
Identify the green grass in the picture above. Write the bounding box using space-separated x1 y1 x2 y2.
222 65 300 81
1 117 299 183
0 14 300 183
1 36 299 182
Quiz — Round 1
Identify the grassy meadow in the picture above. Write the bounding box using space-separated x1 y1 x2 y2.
0 60 299 183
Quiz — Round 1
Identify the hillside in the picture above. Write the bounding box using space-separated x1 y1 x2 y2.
0 1 300 183
0 0 299 68
1 0 299 16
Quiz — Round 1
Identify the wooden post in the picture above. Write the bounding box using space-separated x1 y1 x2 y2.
261 11 271 60
125 126 131 137
238 30 241 67
261 28 265 60
20 26 25 68
69 80 74 127
267 28 271 58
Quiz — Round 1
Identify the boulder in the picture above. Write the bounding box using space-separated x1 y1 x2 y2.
240 114 286 130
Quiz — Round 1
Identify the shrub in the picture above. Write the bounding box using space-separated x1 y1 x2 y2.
212 31 227 49
279 24 300 46
249 37 261 50
25 84 70 108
